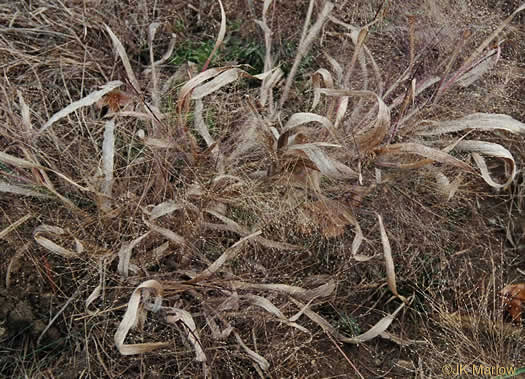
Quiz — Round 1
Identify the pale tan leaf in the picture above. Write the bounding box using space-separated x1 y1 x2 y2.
100 119 115 213
204 210 299 250
17 90 33 132
85 284 102 315
148 22 162 108
39 81 123 134
34 225 79 259
434 171 462 201
290 297 407 344
234 332 270 371
323 53 343 82
286 143 358 179
166 308 206 362
339 301 406 343
191 68 273 99
283 113 334 133
457 45 500 87
455 140 517 189
117 232 150 278
143 137 177 149
377 213 406 303
280 1 334 107
114 280 169 355
105 25 140 92
0 151 39 169
189 231 261 283
201 0 226 71
317 89 390 149
147 201 186 220
192 68 244 99
311 68 334 110
243 294 309 333
376 143 474 172
230 280 335 301
144 219 185 245
334 96 349 129
0 181 52 199
194 99 215 147
416 113 525 136
179 68 229 103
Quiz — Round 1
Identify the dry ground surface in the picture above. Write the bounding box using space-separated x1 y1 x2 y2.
1 0 525 378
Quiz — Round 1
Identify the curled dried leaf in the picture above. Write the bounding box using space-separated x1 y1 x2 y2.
455 140 517 189
115 280 168 355
39 81 123 134
235 332 270 371
34 225 79 259
117 232 150 278
166 308 206 362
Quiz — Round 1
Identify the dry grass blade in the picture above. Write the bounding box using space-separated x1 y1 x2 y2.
283 113 334 133
256 0 276 107
457 44 501 87
192 68 244 99
234 332 270 371
287 143 358 179
117 232 150 278
339 300 407 344
416 113 525 136
243 294 309 333
100 119 115 213
144 219 186 245
166 308 206 362
105 25 141 92
0 214 32 240
317 88 390 149
192 68 271 99
434 171 462 201
85 284 102 315
376 142 474 172
38 81 123 134
230 280 335 301
280 2 334 107
148 22 162 108
377 213 406 302
311 69 334 111
188 231 261 283
114 280 169 355
0 151 39 169
290 297 408 344
201 0 226 72
455 140 518 189
462 3 525 77
0 181 52 199
33 225 79 259
17 90 33 132
147 200 187 220
204 210 299 250
142 137 177 149
194 99 215 147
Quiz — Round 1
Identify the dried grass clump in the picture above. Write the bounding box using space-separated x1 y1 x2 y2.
2 0 525 376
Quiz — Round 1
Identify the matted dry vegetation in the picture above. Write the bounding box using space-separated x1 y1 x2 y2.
1 0 525 377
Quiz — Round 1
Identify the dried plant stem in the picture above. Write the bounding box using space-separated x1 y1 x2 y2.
280 2 334 107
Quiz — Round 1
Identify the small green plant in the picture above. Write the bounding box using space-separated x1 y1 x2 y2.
336 312 361 337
